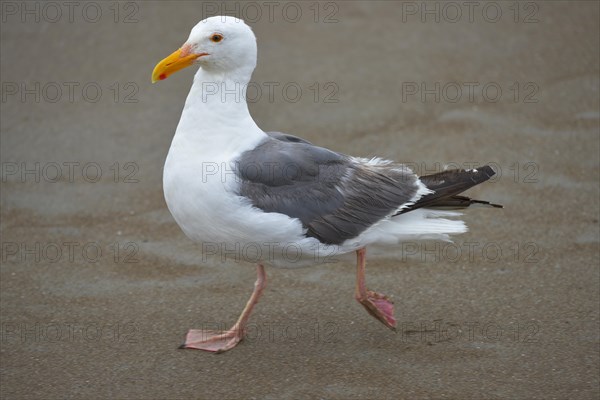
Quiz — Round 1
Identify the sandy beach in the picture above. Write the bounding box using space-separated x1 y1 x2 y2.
1 1 599 398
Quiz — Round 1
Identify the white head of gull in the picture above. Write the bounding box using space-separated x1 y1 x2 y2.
152 16 501 353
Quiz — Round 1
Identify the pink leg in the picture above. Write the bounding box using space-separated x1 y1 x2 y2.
180 264 267 353
354 248 396 330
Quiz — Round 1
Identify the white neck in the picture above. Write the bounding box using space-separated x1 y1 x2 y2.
170 66 266 159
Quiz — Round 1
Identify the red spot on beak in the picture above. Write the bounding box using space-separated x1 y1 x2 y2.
159 73 167 80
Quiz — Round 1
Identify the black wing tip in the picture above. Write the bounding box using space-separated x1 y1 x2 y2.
400 165 502 214
426 195 504 210
467 165 497 184
470 198 504 209
464 167 502 208
471 166 502 208
479 165 497 178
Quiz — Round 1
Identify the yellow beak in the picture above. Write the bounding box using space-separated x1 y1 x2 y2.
152 46 207 83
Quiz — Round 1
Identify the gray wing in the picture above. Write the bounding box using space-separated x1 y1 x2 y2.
236 134 420 245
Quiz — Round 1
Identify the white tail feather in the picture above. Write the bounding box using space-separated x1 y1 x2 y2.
354 208 467 246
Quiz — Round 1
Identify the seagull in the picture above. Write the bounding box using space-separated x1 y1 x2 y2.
152 16 501 353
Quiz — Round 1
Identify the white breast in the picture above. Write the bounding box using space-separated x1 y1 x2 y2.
161 69 323 267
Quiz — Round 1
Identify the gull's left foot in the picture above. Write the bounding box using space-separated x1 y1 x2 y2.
180 264 267 353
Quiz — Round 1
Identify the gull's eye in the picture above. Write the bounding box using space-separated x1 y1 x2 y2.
210 34 223 43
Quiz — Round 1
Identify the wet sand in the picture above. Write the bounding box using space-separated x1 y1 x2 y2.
1 2 599 399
